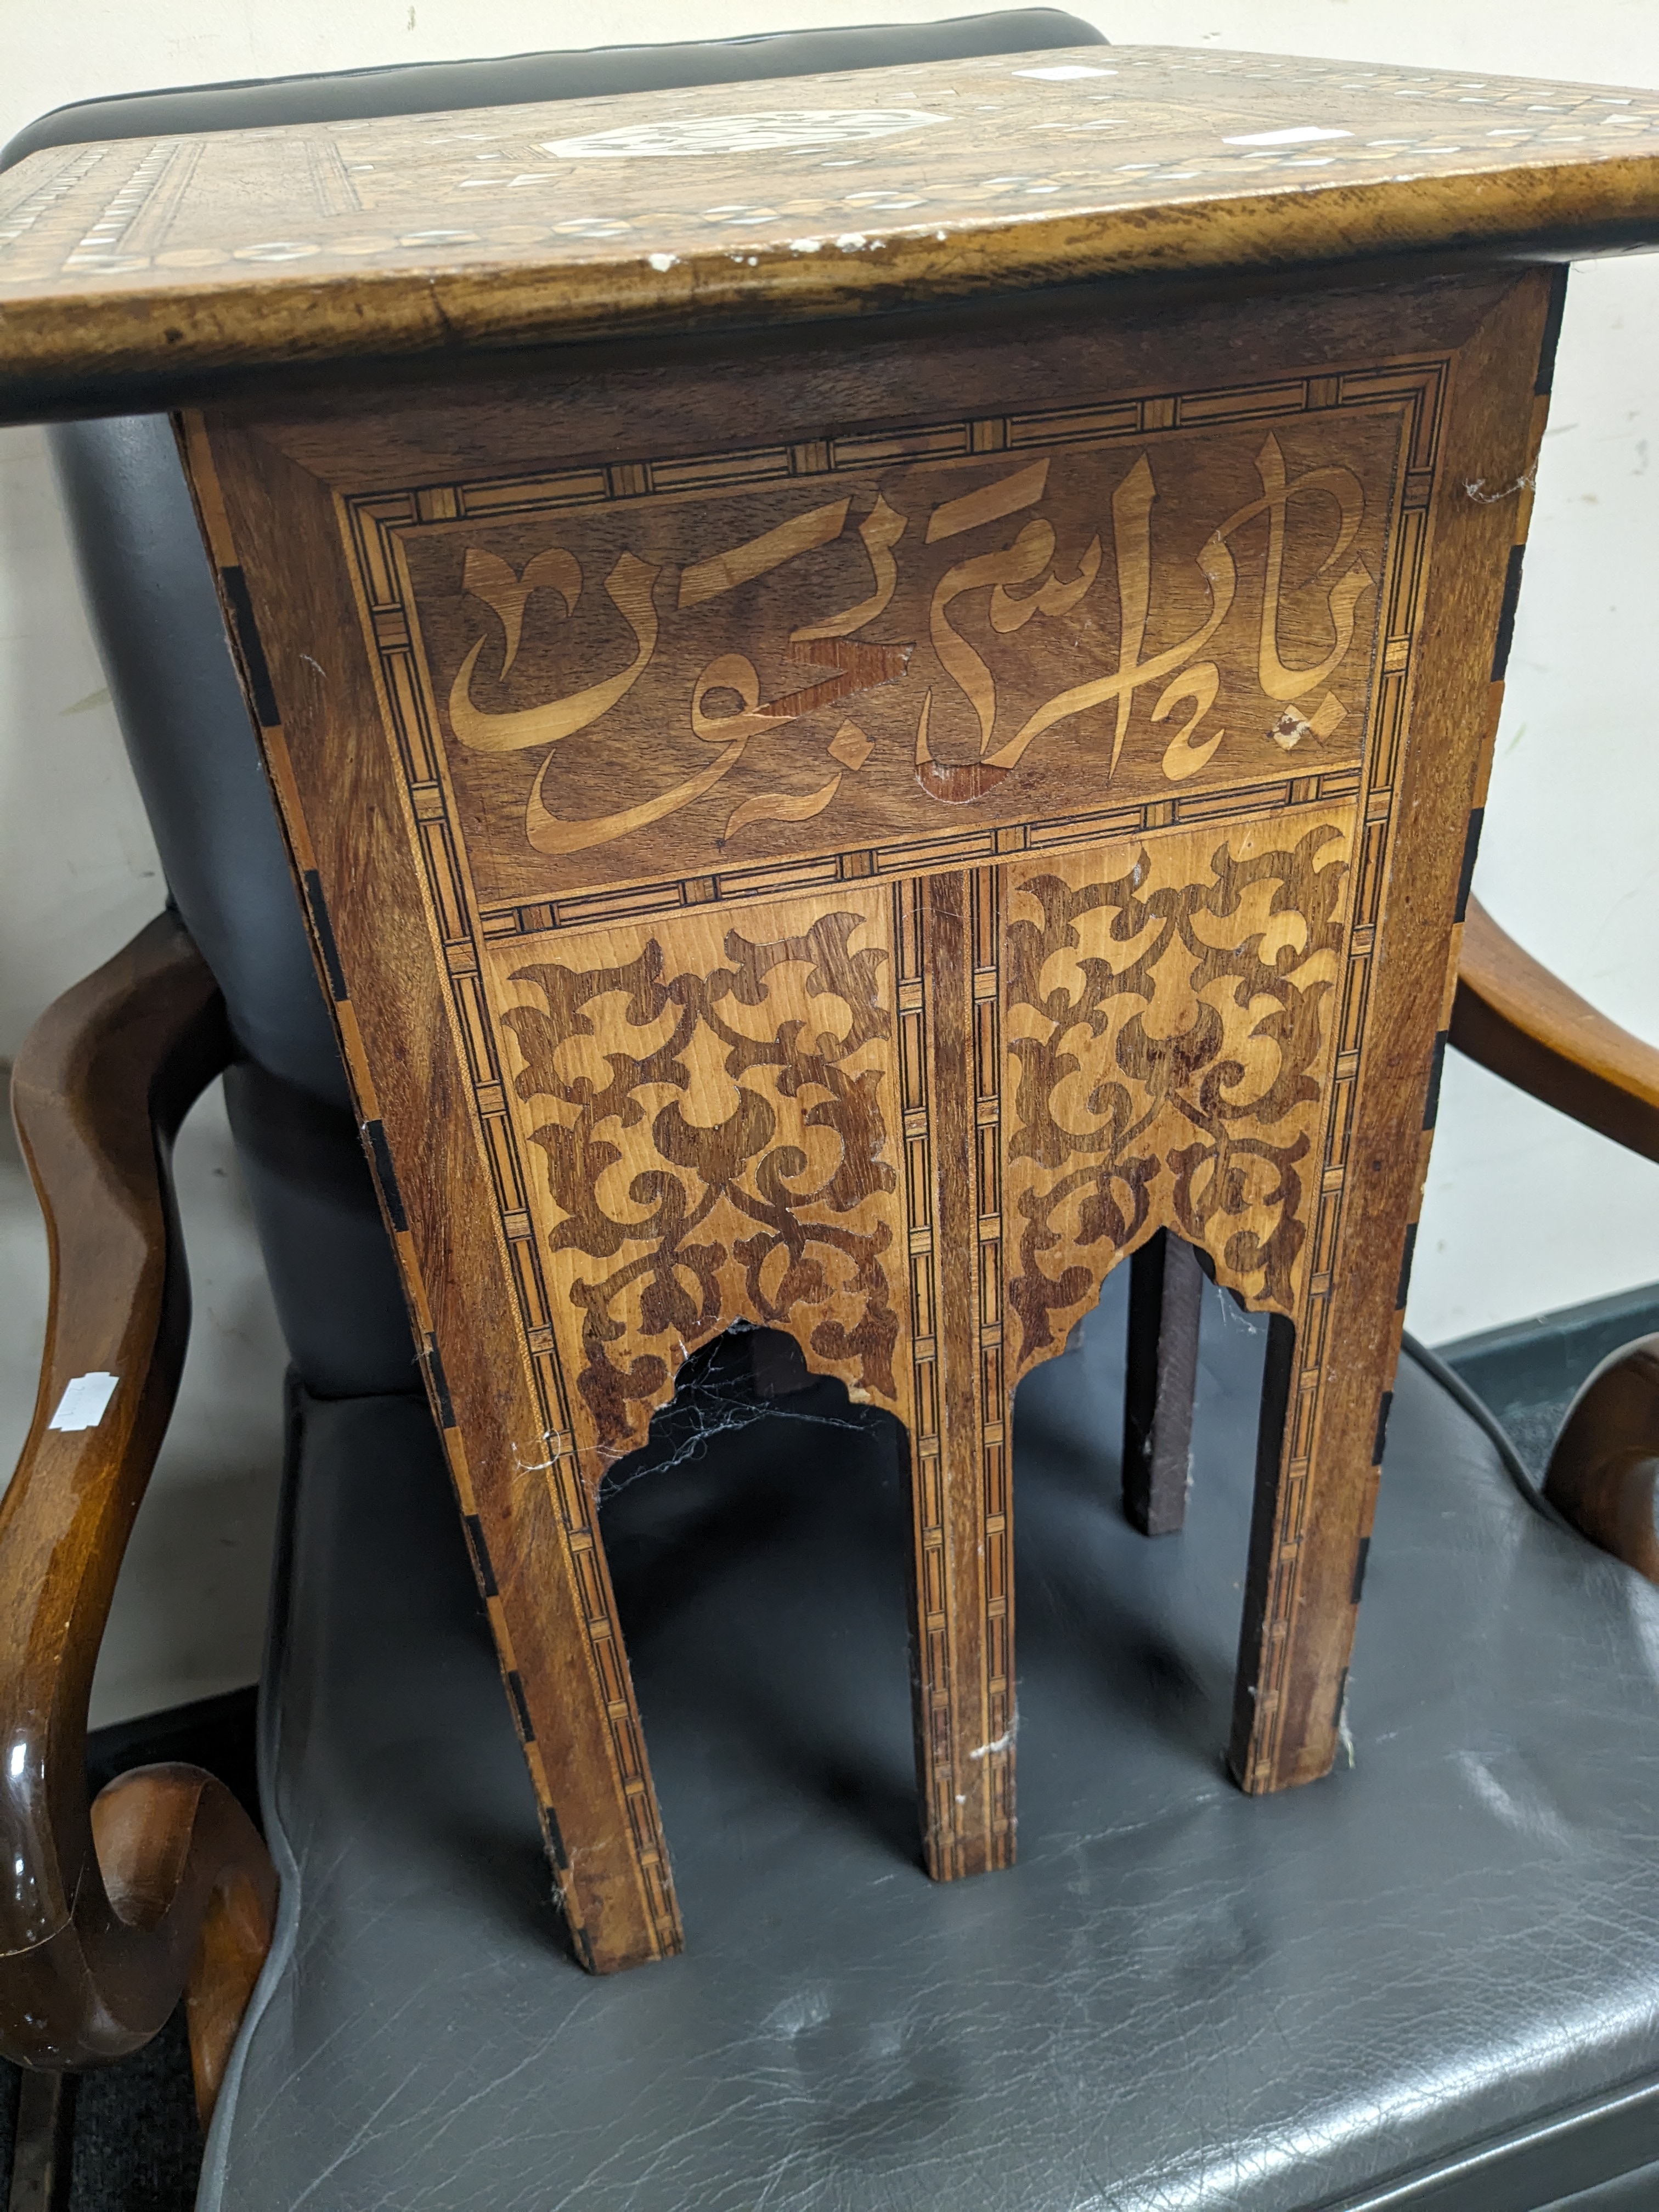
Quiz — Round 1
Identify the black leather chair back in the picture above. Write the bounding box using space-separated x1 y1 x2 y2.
7 12 1104 1397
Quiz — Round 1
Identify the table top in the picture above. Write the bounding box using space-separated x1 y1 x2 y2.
4 42 1658 418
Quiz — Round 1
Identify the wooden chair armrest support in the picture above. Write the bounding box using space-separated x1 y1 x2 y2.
1542 1335 1659 1586
0 911 276 2121
1449 899 1659 1163
1451 905 1659 1582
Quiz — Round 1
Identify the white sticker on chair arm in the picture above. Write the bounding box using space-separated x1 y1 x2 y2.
48 1373 120 1432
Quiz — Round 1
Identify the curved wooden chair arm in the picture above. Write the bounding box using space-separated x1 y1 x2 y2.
1451 903 1659 1582
1542 1336 1659 1585
1450 898 1659 1164
0 910 276 2121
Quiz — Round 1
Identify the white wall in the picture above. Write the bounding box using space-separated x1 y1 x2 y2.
3 0 1658 1716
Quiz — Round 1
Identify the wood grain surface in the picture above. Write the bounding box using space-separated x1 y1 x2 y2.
1545 1335 1659 1584
1 45 1656 413
179 255 1558 1967
1226 264 1556 1794
1124 1230 1203 1537
0 915 276 2101
1452 896 1659 1162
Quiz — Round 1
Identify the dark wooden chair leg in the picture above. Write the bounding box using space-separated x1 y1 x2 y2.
748 1325 813 1400
7 2068 75 2212
1123 1231 1204 1536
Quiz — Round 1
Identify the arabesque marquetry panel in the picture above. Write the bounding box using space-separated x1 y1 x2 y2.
483 890 911 1455
1002 806 1354 1370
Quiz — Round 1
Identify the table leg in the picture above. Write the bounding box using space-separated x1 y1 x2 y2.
1123 1230 1203 1536
904 868 1015 1882
1226 1084 1419 1798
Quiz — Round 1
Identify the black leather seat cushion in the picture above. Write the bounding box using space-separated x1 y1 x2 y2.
2 10 1101 166
201 1277 1659 2210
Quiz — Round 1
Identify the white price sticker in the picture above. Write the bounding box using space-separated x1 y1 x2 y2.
48 1372 120 1432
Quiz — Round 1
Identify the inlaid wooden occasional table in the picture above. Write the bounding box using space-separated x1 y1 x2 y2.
5 42 1657 1976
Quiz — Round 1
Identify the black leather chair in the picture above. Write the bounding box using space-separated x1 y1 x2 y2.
10 18 1659 2208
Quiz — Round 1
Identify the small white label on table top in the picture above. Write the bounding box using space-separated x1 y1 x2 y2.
1224 126 1353 146
48 1372 120 1432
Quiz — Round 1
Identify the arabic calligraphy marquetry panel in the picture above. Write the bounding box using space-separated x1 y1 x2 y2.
479 888 913 1460
344 366 1430 926
1001 806 1353 1380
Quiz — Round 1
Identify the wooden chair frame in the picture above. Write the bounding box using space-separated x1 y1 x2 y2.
0 913 276 2125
